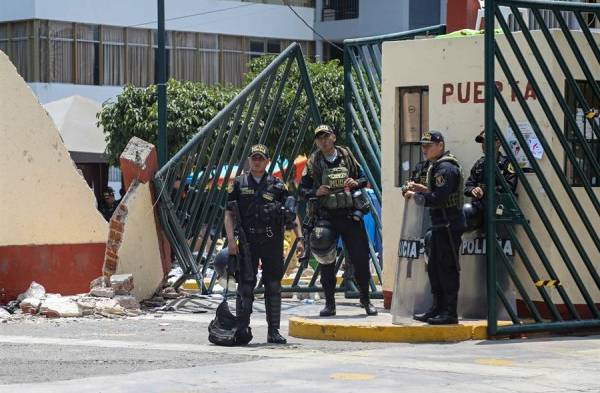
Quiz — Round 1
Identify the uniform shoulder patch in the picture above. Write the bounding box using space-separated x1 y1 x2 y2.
507 162 516 174
435 175 446 187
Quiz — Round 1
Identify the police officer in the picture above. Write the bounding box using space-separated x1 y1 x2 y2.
403 131 465 325
463 130 517 231
98 187 119 221
224 144 304 344
299 124 377 317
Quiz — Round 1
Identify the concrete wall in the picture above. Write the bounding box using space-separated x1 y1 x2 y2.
0 50 108 301
380 31 600 315
114 181 164 301
0 0 314 40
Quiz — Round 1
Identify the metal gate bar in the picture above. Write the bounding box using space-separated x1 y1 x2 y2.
485 0 600 335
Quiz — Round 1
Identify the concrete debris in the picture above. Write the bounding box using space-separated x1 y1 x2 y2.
114 295 140 310
18 281 46 301
159 287 181 299
141 297 166 308
0 308 11 319
19 297 42 314
90 276 110 289
90 286 115 298
75 297 99 316
40 297 83 318
110 274 134 295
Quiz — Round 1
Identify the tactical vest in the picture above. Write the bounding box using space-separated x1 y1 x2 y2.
427 153 464 210
310 146 358 210
236 174 284 234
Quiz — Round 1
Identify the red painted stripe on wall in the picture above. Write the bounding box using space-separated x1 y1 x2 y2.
0 243 106 304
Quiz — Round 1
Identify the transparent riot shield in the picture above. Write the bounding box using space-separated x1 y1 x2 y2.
458 227 515 320
391 199 432 324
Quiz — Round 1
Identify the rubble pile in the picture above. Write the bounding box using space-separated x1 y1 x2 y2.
0 276 143 321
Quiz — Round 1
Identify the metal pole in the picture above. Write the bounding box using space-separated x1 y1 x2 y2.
157 0 167 167
484 0 497 336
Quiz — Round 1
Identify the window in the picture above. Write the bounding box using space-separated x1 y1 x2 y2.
127 28 152 87
397 86 429 187
76 24 99 85
266 39 280 54
0 19 313 89
222 35 248 86
47 22 74 83
322 0 359 21
565 80 600 187
103 26 125 85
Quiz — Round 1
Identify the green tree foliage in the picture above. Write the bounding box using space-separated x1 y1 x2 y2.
98 80 238 166
243 56 345 159
97 56 345 166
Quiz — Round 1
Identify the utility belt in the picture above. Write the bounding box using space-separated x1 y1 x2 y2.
318 190 354 210
243 224 282 239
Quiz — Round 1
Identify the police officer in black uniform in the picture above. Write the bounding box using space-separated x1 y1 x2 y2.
299 124 377 317
403 131 465 325
224 144 304 344
463 130 518 231
98 187 119 221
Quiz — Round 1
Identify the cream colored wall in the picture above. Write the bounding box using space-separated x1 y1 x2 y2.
115 181 164 301
0 51 107 246
381 31 600 307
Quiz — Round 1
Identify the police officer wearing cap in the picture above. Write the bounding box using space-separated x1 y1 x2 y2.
404 131 465 325
224 144 304 344
463 130 517 231
98 187 120 221
299 124 378 317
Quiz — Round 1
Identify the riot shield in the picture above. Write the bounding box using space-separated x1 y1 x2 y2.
391 199 431 324
458 227 515 320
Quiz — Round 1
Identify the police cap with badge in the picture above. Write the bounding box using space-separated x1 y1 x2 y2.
314 124 334 138
249 143 269 159
419 130 444 145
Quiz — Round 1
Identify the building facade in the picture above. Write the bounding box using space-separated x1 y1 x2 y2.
314 0 447 61
0 0 315 103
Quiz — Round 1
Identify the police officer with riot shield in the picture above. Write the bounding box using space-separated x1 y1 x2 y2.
463 130 517 231
224 144 304 344
299 124 377 317
403 131 465 325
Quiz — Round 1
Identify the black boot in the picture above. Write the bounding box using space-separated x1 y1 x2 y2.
428 292 458 325
413 292 443 322
319 292 336 317
236 282 254 330
360 292 378 316
267 329 287 344
265 281 287 344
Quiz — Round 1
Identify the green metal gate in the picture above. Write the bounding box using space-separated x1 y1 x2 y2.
484 0 600 335
155 43 385 297
341 25 446 299
343 24 446 201
155 43 321 294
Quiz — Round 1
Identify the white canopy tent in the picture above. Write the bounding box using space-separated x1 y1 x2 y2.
44 95 107 163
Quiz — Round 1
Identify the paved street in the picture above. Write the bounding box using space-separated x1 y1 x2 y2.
1 297 600 392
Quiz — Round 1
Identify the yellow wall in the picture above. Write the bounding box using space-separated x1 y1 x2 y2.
0 51 107 246
381 31 600 306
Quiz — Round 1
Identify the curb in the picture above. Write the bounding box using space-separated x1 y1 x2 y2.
288 317 505 343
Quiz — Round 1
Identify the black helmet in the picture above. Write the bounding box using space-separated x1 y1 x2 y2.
463 203 483 232
213 248 237 278
309 220 337 265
